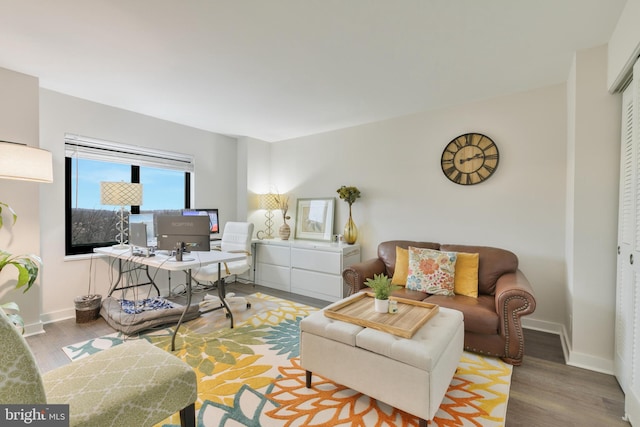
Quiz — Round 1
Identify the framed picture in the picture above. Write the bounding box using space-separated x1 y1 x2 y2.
294 198 335 241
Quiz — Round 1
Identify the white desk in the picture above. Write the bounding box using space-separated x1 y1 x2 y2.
94 247 245 350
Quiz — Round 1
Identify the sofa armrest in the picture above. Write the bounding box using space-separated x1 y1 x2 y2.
342 258 387 295
494 270 536 365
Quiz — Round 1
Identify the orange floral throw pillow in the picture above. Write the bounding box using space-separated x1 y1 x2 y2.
406 247 457 296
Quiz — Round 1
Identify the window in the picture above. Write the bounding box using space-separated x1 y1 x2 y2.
65 134 194 255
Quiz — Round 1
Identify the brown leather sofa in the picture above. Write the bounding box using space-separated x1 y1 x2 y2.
342 240 536 365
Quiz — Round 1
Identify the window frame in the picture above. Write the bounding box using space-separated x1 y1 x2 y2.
64 135 194 256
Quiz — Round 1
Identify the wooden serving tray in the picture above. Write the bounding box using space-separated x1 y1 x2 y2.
324 292 439 339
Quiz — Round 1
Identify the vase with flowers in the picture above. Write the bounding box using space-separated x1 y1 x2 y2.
337 185 361 244
274 193 291 240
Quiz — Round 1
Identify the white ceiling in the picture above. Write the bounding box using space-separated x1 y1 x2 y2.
0 1 627 142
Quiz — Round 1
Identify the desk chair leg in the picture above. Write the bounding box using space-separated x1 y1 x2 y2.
180 403 196 427
217 277 234 328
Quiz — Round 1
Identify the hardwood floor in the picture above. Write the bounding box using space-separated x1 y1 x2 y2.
26 283 629 426
507 330 628 426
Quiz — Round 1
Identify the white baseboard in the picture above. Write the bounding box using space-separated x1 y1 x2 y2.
566 349 615 375
522 317 564 334
40 307 76 325
23 320 44 337
522 318 614 375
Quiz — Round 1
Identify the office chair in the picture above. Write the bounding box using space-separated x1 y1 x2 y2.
192 221 254 313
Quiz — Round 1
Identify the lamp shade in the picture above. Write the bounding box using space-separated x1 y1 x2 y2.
259 193 279 210
0 141 53 183
100 182 143 206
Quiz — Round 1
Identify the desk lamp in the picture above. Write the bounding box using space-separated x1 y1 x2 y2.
259 193 278 239
100 181 143 249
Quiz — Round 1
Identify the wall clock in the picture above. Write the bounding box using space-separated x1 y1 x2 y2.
440 133 499 185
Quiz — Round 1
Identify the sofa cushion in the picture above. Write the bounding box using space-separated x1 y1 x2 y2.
425 294 498 335
378 241 440 278
406 247 457 296
388 287 429 301
453 252 479 298
441 244 518 295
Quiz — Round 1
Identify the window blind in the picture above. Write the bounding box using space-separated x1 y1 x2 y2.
64 133 194 172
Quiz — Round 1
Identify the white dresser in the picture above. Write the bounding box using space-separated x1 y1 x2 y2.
254 239 361 302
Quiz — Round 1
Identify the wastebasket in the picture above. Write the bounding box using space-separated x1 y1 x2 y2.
74 294 102 323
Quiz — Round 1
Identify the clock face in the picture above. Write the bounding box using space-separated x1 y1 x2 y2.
441 133 499 185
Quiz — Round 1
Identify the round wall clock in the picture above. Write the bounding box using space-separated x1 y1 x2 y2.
440 133 499 185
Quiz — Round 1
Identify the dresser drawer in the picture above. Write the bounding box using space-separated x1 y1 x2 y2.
257 263 290 291
291 268 343 301
291 247 341 274
257 244 290 267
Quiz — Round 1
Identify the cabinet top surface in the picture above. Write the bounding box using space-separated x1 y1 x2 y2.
253 239 359 252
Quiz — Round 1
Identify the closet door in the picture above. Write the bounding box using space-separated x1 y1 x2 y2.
615 80 635 394
616 60 640 424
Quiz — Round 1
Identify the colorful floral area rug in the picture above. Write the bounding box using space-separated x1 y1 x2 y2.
62 293 513 426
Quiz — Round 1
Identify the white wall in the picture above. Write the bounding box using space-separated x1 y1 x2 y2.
263 84 568 330
38 89 238 322
239 136 275 233
566 45 621 373
0 68 44 334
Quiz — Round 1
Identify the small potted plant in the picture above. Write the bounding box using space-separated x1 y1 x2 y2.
365 273 398 313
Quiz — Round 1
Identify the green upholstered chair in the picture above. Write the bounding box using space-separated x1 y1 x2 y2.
0 308 197 427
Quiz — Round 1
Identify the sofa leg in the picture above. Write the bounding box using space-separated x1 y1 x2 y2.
180 403 195 427
418 419 428 427
305 370 312 388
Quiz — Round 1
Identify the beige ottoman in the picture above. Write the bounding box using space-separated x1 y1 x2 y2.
300 295 464 426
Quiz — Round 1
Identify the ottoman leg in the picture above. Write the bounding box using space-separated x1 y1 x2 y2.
305 370 312 388
418 419 428 427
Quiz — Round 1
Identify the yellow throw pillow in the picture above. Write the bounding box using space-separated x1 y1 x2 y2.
454 252 479 298
391 246 409 286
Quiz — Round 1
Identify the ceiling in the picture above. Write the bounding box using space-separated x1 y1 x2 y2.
0 1 627 142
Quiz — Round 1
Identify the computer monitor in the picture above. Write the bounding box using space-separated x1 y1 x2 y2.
182 208 219 236
156 215 211 252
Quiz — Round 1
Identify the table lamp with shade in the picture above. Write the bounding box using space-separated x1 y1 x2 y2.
258 193 278 239
100 181 143 249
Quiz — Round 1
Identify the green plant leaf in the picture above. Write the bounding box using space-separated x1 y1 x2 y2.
365 273 400 300
0 301 20 312
0 201 18 229
0 253 41 293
